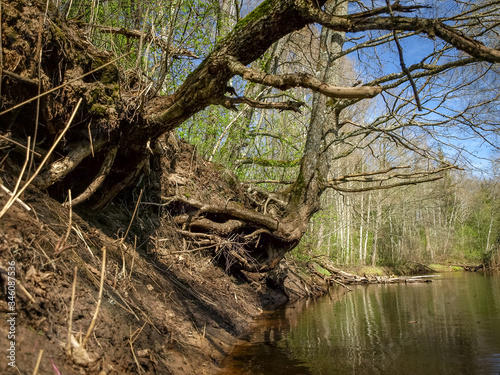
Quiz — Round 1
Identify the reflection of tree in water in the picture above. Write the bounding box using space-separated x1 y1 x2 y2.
222 273 500 375
220 289 348 374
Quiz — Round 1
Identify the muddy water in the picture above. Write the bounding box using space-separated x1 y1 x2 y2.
219 272 500 375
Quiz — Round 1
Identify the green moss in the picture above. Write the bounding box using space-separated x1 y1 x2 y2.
100 64 119 84
359 266 385 276
89 103 108 116
4 27 18 40
221 0 275 43
428 264 463 272
105 84 120 99
50 24 67 42
314 264 331 277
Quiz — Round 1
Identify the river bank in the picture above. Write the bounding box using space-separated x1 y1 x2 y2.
0 184 488 374
2 184 477 374
1 175 373 375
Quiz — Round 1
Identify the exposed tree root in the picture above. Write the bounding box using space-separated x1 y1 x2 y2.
36 138 108 190
65 145 118 206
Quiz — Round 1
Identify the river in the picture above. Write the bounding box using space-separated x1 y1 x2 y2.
219 272 500 374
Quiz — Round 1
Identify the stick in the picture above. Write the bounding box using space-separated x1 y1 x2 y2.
32 349 44 375
55 190 72 254
330 278 353 291
66 266 78 356
82 247 106 348
0 134 41 157
128 236 137 281
0 99 82 218
129 326 143 373
12 137 31 198
120 189 143 244
0 182 31 211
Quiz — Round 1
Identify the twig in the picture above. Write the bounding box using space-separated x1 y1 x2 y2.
32 349 44 375
55 190 72 254
329 277 352 291
12 137 31 198
66 266 78 357
120 189 143 245
130 322 147 344
129 326 144 374
128 236 137 281
72 224 94 257
65 0 74 18
0 99 82 218
87 120 94 157
386 0 422 111
64 190 72 241
18 281 36 303
0 134 41 157
0 182 31 211
82 247 106 349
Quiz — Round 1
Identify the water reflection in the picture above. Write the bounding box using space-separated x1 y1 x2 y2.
220 272 500 375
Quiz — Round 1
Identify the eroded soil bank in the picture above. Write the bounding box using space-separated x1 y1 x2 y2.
0 176 331 374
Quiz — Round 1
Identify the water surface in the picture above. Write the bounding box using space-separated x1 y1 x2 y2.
220 272 500 374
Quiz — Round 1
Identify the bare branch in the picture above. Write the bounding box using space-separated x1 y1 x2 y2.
2 70 39 86
326 164 456 192
306 9 500 63
91 24 199 58
385 0 422 111
214 96 305 112
242 179 294 185
226 56 382 99
349 2 430 19
329 176 444 192
237 157 301 168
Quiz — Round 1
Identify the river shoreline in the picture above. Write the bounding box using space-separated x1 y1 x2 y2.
0 186 483 374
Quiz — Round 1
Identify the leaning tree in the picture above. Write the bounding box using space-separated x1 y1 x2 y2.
1 0 499 271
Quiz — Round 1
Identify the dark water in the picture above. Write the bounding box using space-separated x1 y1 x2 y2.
220 272 500 375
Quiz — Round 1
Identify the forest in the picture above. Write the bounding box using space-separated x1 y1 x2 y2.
1 0 499 272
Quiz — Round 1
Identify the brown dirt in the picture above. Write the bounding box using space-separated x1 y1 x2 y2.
0 179 295 374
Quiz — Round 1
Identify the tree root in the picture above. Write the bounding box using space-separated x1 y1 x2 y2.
36 138 108 189
162 195 280 231
65 145 118 207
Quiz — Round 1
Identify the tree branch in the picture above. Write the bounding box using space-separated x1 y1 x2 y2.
306 9 500 63
326 164 456 191
329 176 444 192
214 96 305 112
237 157 301 168
91 24 199 58
349 3 430 19
385 0 422 111
242 179 294 185
226 56 382 99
